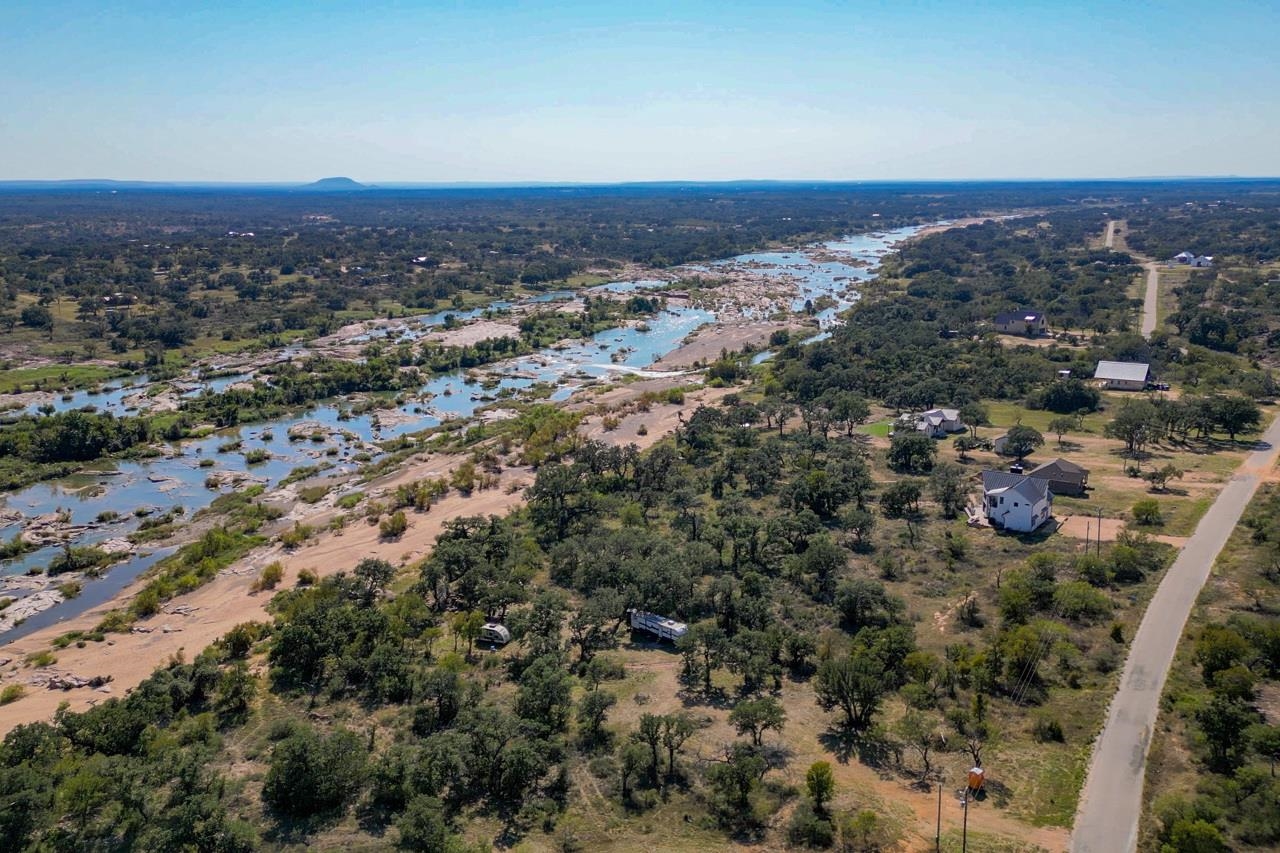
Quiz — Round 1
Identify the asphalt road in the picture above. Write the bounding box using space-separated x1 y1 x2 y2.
1071 414 1280 852
1140 263 1159 338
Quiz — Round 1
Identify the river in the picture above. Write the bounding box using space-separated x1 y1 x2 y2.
0 222 927 641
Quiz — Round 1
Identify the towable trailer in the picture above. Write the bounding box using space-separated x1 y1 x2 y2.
479 623 511 645
628 609 688 642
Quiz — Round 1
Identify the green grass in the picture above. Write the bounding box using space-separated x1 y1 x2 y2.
0 363 125 394
859 420 893 437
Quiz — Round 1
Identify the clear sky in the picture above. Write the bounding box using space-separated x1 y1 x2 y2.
1 0 1276 182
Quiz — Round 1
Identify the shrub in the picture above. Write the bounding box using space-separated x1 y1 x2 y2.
0 684 24 705
252 562 284 592
379 510 408 540
787 800 835 848
280 524 313 550
1132 498 1163 526
296 567 318 586
243 448 271 465
25 650 56 668
1032 714 1065 743
57 581 82 599
335 492 364 510
297 485 329 504
1053 581 1113 622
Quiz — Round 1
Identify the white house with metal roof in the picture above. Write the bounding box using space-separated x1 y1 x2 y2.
914 408 965 438
1094 360 1151 391
981 471 1053 533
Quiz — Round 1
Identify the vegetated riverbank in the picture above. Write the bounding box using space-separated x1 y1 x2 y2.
0 222 938 662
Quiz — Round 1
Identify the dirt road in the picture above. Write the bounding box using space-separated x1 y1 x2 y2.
1140 263 1160 339
1071 414 1280 853
1104 220 1117 249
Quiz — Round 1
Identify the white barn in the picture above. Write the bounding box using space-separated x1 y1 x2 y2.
1094 360 1151 391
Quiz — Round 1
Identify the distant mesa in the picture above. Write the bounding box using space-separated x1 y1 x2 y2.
298 176 367 191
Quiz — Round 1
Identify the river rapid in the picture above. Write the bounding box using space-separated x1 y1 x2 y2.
0 223 927 641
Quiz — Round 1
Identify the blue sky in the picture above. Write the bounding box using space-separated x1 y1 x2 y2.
1 0 1276 182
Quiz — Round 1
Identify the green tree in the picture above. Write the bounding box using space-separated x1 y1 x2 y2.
729 697 787 747
1048 416 1076 446
928 461 972 518
1105 400 1161 455
888 431 936 474
815 654 889 730
805 761 836 813
678 621 726 691
1003 423 1044 462
1132 498 1163 526
262 726 366 818
577 689 616 747
1213 395 1262 441
515 653 574 731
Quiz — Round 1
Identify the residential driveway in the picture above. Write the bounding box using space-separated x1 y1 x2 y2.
1140 263 1159 338
1071 415 1280 852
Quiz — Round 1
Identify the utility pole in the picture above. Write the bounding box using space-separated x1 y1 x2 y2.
962 786 970 852
935 773 943 851
1097 508 1103 557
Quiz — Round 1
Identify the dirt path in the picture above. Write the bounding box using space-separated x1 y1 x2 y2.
1071 415 1280 853
1140 263 1160 339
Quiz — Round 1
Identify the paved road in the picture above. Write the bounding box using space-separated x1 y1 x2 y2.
1071 414 1280 853
1140 263 1159 338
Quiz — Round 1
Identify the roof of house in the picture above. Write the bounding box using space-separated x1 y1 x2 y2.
1094 360 1150 382
1029 458 1088 479
919 408 961 423
1174 251 1195 260
982 470 1051 503
994 310 1044 324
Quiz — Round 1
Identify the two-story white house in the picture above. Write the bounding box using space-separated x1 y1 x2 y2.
981 471 1053 533
914 408 965 438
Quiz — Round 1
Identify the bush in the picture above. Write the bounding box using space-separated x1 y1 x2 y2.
1132 498 1163 526
379 510 408 540
243 448 270 465
252 561 284 592
1052 581 1113 622
296 567 318 586
1032 714 1065 743
262 726 366 817
335 491 363 510
788 800 835 848
0 684 25 704
280 524 313 550
297 485 329 504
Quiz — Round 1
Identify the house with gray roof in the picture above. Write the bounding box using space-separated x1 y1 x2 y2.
1094 360 1151 391
981 471 1053 533
1028 457 1089 496
993 309 1047 336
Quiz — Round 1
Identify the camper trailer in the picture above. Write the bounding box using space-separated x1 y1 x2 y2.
628 609 688 642
479 622 511 646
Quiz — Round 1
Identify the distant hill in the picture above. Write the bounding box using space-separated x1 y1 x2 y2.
298 177 367 191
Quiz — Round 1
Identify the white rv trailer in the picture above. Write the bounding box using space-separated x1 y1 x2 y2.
479 622 511 645
628 609 688 642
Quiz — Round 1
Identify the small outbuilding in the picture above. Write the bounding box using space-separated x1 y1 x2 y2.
1094 360 1151 391
1027 457 1090 497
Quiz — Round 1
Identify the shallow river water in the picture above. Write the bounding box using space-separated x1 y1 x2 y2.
0 223 926 641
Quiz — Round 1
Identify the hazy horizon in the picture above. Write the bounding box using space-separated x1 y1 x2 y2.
3 0 1277 183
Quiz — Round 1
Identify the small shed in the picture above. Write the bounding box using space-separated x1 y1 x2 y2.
1028 457 1090 497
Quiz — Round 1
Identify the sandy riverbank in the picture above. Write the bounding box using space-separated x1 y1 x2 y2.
0 384 732 732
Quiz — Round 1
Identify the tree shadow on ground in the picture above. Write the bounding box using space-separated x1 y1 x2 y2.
818 725 898 772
